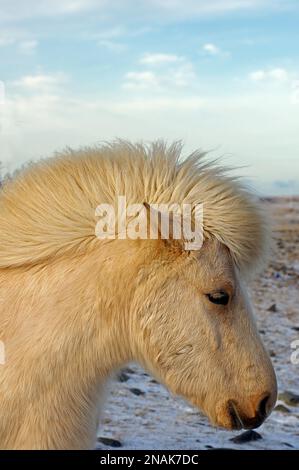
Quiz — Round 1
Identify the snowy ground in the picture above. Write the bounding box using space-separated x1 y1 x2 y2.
97 197 299 450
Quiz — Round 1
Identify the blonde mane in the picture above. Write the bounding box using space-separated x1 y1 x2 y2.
0 140 268 272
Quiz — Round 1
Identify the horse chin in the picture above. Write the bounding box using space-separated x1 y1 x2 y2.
178 392 246 431
185 394 220 428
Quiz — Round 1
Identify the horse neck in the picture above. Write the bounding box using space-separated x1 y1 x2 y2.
0 242 139 448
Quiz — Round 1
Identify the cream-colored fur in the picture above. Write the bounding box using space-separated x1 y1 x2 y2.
0 140 268 272
0 141 277 449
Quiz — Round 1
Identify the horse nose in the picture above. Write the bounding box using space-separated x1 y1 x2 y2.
243 393 271 428
228 393 273 430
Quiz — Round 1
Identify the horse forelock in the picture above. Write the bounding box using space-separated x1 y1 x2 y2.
0 140 270 274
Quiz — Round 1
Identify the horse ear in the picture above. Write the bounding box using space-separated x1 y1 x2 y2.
143 202 183 247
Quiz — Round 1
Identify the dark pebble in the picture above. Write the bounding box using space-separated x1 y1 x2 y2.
292 326 299 332
117 371 130 383
230 430 262 444
97 437 122 448
123 367 135 374
274 404 291 413
279 391 299 406
129 387 145 396
267 303 277 312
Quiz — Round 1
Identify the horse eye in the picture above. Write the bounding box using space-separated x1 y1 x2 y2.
207 291 229 306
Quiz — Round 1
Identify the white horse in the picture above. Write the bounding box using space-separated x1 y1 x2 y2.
0 141 277 449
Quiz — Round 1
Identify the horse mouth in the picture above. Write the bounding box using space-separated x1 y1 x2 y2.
227 400 244 430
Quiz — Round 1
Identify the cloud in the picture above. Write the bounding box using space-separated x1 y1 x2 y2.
95 26 125 40
97 39 127 52
0 29 27 47
202 43 220 55
0 32 14 46
18 39 38 54
141 0 299 22
291 79 299 104
0 80 4 104
122 71 160 90
171 62 196 87
249 70 266 81
268 68 289 81
140 53 183 65
112 96 205 112
123 63 196 90
0 0 103 21
130 0 298 22
94 26 150 52
124 52 196 90
202 42 230 58
2 85 299 190
12 73 67 92
148 0 289 17
0 30 38 54
0 0 296 23
249 68 289 82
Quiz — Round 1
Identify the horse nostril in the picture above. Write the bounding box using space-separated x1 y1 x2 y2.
257 393 271 419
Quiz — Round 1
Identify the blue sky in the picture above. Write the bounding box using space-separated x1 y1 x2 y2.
0 0 299 194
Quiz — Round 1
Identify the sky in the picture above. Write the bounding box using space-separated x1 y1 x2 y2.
0 0 299 195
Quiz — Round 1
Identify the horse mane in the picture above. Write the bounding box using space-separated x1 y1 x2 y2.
0 140 269 274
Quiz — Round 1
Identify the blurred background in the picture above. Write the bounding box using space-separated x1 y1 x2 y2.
0 0 298 194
